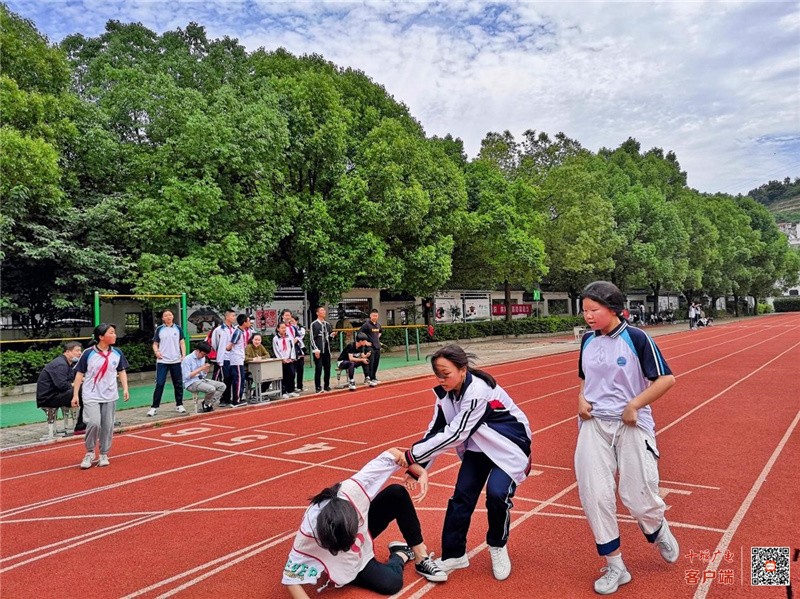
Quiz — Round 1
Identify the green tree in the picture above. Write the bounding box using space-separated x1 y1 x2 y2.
0 5 129 336
452 159 547 320
536 154 619 310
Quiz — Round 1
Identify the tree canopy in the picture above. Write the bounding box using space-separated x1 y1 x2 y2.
1 6 797 336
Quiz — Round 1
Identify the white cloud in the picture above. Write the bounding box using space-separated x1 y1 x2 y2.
9 0 800 194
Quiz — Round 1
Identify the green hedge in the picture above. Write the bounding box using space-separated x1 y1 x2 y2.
380 315 585 350
0 341 157 388
2 315 587 387
773 297 800 312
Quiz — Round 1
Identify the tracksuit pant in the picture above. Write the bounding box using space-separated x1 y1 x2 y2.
574 417 666 555
314 351 331 391
441 450 516 560
351 484 423 595
151 362 183 408
224 363 245 403
83 401 116 455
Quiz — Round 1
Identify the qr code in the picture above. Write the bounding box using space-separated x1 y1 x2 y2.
751 547 790 586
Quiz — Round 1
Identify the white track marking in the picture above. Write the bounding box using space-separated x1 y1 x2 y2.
693 408 800 599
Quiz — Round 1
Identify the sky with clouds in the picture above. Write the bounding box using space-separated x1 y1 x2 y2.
9 0 800 195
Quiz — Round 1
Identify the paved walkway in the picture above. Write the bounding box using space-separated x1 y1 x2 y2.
0 323 695 451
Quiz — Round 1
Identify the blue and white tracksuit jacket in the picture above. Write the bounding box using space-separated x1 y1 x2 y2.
404 372 532 483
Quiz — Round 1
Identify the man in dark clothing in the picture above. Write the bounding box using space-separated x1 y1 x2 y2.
359 309 383 386
310 306 336 393
336 333 372 391
36 341 83 438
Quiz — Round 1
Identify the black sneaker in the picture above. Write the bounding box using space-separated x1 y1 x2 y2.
324 387 331 392
415 555 448 582
315 388 323 394
388 541 415 563
202 404 214 412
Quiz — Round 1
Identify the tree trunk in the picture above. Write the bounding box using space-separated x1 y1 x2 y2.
650 282 661 317
733 294 740 317
307 289 321 326
504 280 512 322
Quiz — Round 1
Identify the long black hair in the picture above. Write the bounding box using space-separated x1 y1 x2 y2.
429 344 496 389
309 483 358 555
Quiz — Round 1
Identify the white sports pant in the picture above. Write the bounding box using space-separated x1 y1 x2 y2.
574 417 665 555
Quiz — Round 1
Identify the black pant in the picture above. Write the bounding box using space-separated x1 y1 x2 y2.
295 354 305 390
364 349 381 379
441 450 516 559
314 351 331 390
351 484 423 595
338 360 358 380
281 362 295 394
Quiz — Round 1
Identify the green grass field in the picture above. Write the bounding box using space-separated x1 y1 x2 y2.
0 353 430 428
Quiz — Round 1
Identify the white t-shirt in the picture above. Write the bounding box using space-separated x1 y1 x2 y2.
153 324 184 364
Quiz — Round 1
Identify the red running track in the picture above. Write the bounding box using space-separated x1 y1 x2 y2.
1 314 799 599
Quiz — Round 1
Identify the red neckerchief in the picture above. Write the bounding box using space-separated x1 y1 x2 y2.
91 347 112 389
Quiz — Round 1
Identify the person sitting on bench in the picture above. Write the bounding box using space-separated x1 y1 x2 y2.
337 333 372 391
36 341 83 439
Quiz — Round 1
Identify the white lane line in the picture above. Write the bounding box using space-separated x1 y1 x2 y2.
318 436 368 444
119 530 293 599
693 408 800 599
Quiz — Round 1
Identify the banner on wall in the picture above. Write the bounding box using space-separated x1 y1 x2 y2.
491 304 533 317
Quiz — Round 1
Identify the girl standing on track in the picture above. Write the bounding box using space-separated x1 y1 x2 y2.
402 345 532 581
71 323 129 469
282 448 447 597
575 281 678 595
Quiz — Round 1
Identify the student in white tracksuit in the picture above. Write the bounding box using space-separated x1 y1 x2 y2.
282 449 447 597
575 281 679 595
403 345 532 582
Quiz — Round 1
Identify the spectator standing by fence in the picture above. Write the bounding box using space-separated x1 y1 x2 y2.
290 314 306 392
310 306 336 394
147 309 186 417
274 322 299 399
72 324 129 469
359 309 382 386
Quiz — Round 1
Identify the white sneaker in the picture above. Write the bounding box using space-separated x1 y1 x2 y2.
434 554 469 572
80 453 94 469
594 564 632 595
655 520 679 563
281 394 289 399
368 380 378 387
289 392 300 398
146 408 157 417
489 545 511 580
97 454 110 467
348 382 357 391
175 405 187 414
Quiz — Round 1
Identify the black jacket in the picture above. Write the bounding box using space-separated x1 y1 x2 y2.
36 355 75 408
309 319 334 354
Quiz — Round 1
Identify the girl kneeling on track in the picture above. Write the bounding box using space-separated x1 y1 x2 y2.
71 323 129 470
403 345 533 581
282 448 447 597
576 281 678 595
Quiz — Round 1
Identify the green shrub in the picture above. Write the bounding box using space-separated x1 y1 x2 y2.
378 315 585 350
757 302 774 315
773 297 800 312
0 340 157 388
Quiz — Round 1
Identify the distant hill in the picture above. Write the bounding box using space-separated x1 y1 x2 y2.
747 178 800 224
